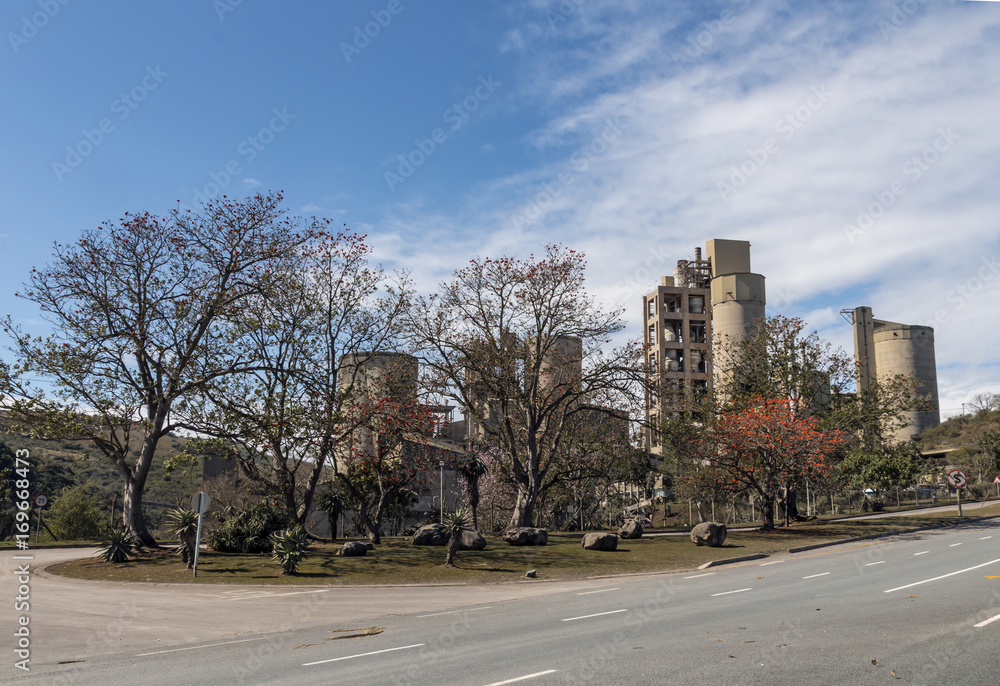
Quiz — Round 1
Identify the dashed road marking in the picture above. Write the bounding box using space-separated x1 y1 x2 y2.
711 588 751 597
803 572 831 579
562 609 628 622
974 612 1000 629
303 643 425 666
577 587 620 596
866 561 886 567
136 637 268 656
417 607 490 618
914 551 929 556
884 558 1000 593
684 573 715 579
484 669 559 685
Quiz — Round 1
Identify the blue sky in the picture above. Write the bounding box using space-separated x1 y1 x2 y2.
2 0 999 416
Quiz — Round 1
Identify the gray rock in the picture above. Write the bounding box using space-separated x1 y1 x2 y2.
690 522 727 547
337 541 369 557
458 529 487 551
502 527 548 546
618 520 643 539
582 532 618 551
411 523 449 546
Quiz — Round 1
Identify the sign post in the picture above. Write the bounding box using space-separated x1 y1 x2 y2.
33 494 48 542
994 475 1000 499
438 461 445 523
946 470 967 517
190 492 210 578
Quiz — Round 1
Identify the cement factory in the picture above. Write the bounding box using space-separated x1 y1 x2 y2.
642 239 941 451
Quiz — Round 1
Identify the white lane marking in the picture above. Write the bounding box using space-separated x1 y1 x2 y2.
803 572 831 579
562 609 628 622
950 543 963 547
711 588 751 597
303 643 425 666
884 558 1000 593
684 573 715 579
230 589 331 600
981 536 993 540
578 587 620 596
484 669 559 685
136 637 267 656
759 560 784 566
866 561 886 567
914 551 929 556
974 613 1000 629
417 607 490 618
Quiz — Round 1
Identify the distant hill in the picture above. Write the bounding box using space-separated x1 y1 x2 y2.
915 409 1000 452
0 431 205 535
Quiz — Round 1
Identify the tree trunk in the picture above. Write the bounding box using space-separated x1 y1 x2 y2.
508 486 538 529
760 493 775 530
444 534 459 567
123 474 157 547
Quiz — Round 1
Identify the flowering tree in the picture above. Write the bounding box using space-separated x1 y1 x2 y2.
688 397 845 529
405 246 642 529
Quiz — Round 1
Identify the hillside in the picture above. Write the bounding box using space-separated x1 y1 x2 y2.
915 408 1000 452
0 431 204 535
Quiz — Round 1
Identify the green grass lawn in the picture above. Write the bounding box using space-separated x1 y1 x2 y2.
45 506 1000 585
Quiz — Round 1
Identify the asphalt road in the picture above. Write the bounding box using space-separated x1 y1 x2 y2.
3 518 999 685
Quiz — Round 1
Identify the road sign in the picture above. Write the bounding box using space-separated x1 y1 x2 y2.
33 494 48 508
191 492 211 513
994 476 1000 484
946 470 968 489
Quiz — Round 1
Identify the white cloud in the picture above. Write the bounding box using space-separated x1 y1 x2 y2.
371 0 1000 406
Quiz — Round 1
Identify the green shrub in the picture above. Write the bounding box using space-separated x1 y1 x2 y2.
48 484 105 541
208 499 293 553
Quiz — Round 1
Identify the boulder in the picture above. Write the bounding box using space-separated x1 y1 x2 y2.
582 533 618 551
690 522 727 547
618 520 643 539
411 524 449 546
458 529 487 551
338 541 369 557
502 527 548 546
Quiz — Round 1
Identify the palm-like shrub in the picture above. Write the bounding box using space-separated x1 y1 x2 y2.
442 509 468 567
271 525 310 575
96 526 134 564
168 508 200 568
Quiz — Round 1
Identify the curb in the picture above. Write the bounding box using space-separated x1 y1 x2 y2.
788 513 1000 554
698 553 768 569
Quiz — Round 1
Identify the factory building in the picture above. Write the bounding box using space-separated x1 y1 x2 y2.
642 239 765 453
848 306 940 443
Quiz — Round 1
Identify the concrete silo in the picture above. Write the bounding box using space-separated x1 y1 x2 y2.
850 307 940 443
706 239 766 372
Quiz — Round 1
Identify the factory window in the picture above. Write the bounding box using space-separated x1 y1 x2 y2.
647 298 656 317
649 352 656 368
649 415 659 447
648 324 656 344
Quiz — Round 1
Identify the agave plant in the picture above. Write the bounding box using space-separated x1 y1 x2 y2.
442 509 469 568
271 525 311 575
168 508 201 568
96 526 134 564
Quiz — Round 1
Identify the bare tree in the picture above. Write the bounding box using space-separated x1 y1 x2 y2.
404 246 642 529
0 192 322 545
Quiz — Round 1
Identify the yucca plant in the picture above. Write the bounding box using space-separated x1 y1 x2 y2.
96 525 134 564
271 525 310 575
168 508 200 568
442 509 468 568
